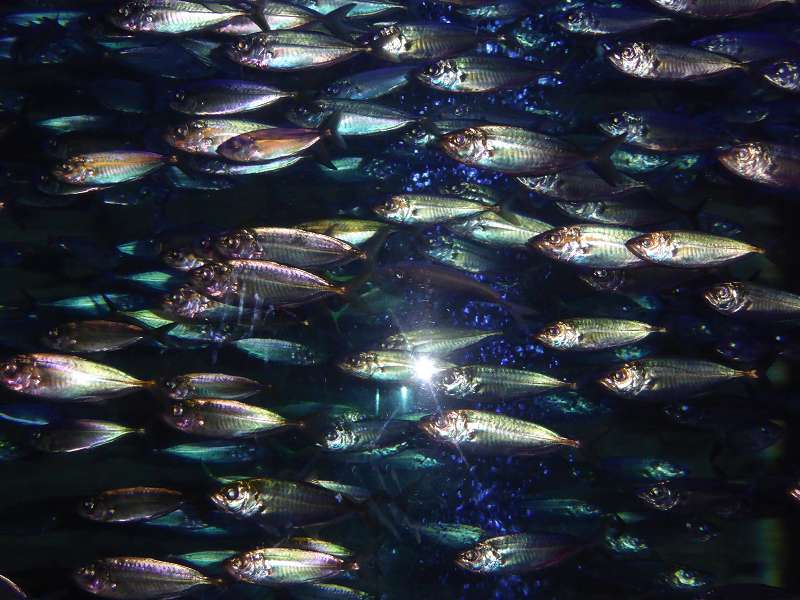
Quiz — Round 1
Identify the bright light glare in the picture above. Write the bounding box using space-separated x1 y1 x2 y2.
413 356 437 382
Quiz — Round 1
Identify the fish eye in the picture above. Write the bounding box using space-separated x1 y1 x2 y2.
118 6 129 16
547 233 562 244
454 134 466 145
237 40 249 51
172 404 184 416
173 91 185 102
545 325 561 337
82 500 95 511
640 237 654 248
613 369 627 382
226 487 239 500
566 12 576 22
621 46 635 60
47 328 60 338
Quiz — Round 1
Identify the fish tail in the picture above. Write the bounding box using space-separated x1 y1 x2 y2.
588 133 626 186
317 3 359 38
346 559 360 572
565 381 578 390
750 244 767 254
166 154 180 165
139 379 158 389
655 326 668 333
135 428 147 435
207 577 226 586
740 369 759 380
561 437 581 449
504 301 538 334
321 111 346 150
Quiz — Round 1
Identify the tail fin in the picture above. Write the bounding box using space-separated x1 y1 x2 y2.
740 369 759 380
317 3 361 38
147 322 179 344
588 134 626 186
320 111 346 150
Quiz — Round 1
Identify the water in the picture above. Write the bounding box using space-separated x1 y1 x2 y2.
0 0 800 598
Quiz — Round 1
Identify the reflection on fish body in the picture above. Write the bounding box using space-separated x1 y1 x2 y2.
374 194 496 225
224 547 358 586
338 350 454 382
417 56 552 93
599 358 758 400
73 557 217 599
519 164 648 202
79 487 184 523
232 338 325 365
419 409 580 455
108 0 246 34
704 282 800 319
626 231 764 268
226 31 368 71
42 320 155 353
0 353 152 400
164 119 269 156
718 141 800 190
557 5 672 35
379 327 501 356
456 533 584 573
287 99 418 136
536 318 665 351
52 151 167 185
531 225 646 269
32 419 143 453
162 398 291 438
647 0 795 19
296 218 390 246
370 23 495 62
430 365 574 399
607 42 745 81
159 373 263 400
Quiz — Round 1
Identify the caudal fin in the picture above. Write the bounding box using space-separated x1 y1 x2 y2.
589 134 626 186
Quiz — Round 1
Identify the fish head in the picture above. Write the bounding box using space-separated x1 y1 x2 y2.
224 551 264 583
42 325 78 351
703 282 746 314
418 410 471 444
529 226 581 260
718 142 773 180
648 0 685 10
535 320 579 349
163 120 214 154
216 132 259 162
285 102 324 129
519 174 557 195
337 352 381 379
226 35 273 69
0 355 40 394
431 367 477 397
557 7 597 34
417 59 461 90
159 375 195 400
607 42 656 78
73 562 111 595
188 261 234 298
455 542 503 574
162 286 212 320
662 568 713 591
78 495 113 522
626 231 674 262
438 127 490 164
210 480 261 518
763 60 800 91
684 519 719 542
598 110 641 140
161 247 206 271
636 481 682 511
371 25 407 58
318 421 356 451
373 195 414 223
599 361 646 397
52 155 90 185
166 400 204 434
578 268 626 292
108 2 155 32
215 229 259 259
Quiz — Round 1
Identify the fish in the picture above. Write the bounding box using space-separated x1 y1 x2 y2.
599 358 758 400
382 261 534 318
0 574 26 600
224 547 359 586
216 119 342 163
762 59 800 93
325 65 415 99
369 22 497 62
626 231 765 268
73 557 218 599
52 151 169 185
277 537 355 560
158 286 242 322
255 1 354 32
607 42 745 81
286 98 418 136
557 5 672 35
456 533 584 573
598 457 688 481
158 373 263 400
430 365 574 399
290 0 404 17
213 227 365 267
439 125 622 176
79 487 184 523
295 218 391 246
173 550 238 568
290 583 374 600
718 141 800 190
518 164 648 202
692 31 800 63
530 225 646 269
597 110 729 152
647 0 796 19
379 327 501 356
31 419 143 453
337 351 454 382
108 0 246 33
416 56 552 93
188 259 345 307
170 80 295 115
226 31 368 71
554 198 673 227
41 320 175 353
315 418 412 451
159 439 258 463
164 118 269 156
446 210 551 249
374 194 497 226
535 318 666 351
232 338 326 365
209 478 358 525
0 353 153 400
418 409 580 455
162 398 293 438
409 521 486 549
704 282 800 319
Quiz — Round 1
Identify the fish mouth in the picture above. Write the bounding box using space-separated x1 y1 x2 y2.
624 237 646 257
208 491 227 510
597 375 615 392
701 289 718 305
